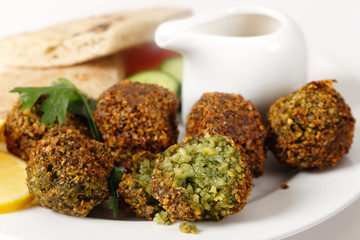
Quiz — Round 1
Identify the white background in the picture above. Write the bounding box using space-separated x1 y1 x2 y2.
0 0 359 239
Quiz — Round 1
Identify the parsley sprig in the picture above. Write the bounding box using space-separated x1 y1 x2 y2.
109 167 123 217
10 78 102 141
11 78 122 217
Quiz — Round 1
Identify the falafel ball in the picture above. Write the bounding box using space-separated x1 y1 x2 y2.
152 134 253 222
4 97 91 161
26 133 115 217
186 92 267 177
117 151 164 220
266 80 355 169
93 80 179 166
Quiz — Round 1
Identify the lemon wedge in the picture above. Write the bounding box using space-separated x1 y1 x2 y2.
0 117 4 128
0 117 5 138
0 118 6 152
0 151 34 214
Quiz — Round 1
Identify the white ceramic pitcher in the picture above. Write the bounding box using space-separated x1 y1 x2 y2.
155 6 307 123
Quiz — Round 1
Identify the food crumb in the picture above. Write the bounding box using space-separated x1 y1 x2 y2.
153 211 171 225
280 183 289 189
179 221 197 234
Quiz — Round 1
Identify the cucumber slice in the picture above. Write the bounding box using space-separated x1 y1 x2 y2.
129 70 180 96
159 57 183 83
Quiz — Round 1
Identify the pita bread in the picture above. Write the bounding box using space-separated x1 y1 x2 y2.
0 53 125 118
0 7 190 68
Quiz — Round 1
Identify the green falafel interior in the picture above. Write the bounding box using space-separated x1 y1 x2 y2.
179 221 197 234
118 152 165 220
152 134 253 222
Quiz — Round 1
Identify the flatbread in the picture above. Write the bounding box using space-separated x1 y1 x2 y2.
0 53 125 118
0 7 191 68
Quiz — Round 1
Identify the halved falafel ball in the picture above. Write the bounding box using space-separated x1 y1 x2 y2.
4 97 91 161
266 80 355 169
117 151 164 220
93 80 179 166
186 92 267 177
26 133 115 217
152 134 253 222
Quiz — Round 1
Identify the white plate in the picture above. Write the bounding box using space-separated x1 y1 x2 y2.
0 52 359 240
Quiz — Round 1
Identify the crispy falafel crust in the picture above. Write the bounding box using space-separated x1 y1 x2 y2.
26 134 115 217
93 80 179 166
117 151 163 220
186 92 267 177
266 80 355 169
4 98 91 161
152 135 253 222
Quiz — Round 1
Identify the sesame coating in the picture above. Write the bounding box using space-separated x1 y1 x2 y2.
117 151 164 220
4 97 91 161
93 80 179 166
186 92 267 177
152 135 253 222
266 80 355 169
26 133 115 217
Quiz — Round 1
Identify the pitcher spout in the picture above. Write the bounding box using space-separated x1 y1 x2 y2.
155 19 193 53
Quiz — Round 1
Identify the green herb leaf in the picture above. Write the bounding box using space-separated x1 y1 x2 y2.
10 78 102 141
109 167 123 217
39 88 72 126
108 196 118 217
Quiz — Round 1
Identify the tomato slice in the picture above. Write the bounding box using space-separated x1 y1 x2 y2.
123 42 181 77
